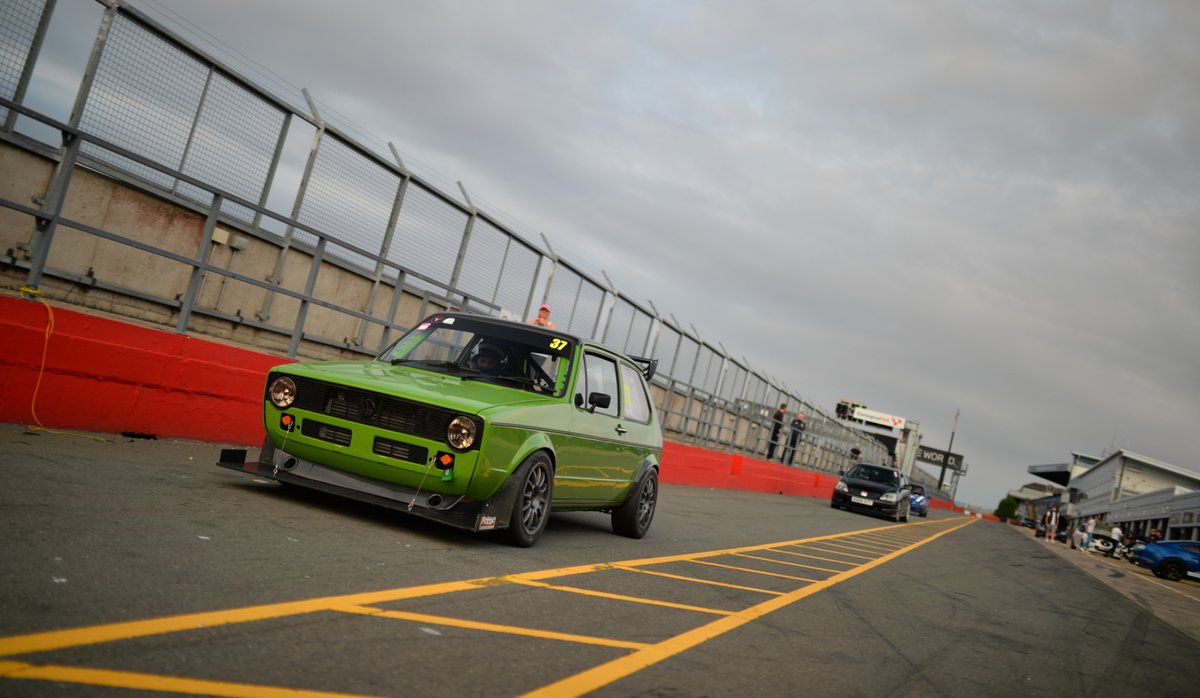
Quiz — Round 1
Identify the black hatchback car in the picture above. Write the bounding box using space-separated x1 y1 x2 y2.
831 463 912 522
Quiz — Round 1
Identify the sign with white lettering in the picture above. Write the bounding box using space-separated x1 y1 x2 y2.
852 407 906 430
916 445 965 470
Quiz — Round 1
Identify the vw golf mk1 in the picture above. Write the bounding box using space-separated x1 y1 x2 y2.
219 313 663 547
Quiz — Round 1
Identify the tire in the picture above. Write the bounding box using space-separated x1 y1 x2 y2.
612 469 658 539
1159 560 1186 582
503 452 554 548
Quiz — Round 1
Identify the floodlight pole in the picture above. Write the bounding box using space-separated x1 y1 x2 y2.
938 409 959 489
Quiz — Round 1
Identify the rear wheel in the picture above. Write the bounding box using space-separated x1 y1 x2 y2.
504 452 553 548
612 469 658 538
1159 559 1186 582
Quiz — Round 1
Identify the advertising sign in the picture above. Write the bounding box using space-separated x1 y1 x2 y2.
852 407 906 430
916 445 965 471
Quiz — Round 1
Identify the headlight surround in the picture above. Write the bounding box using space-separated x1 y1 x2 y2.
268 376 297 408
446 415 478 450
880 492 899 503
834 481 848 493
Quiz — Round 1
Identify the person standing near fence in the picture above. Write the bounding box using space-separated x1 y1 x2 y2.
784 412 806 465
530 303 557 329
766 403 787 460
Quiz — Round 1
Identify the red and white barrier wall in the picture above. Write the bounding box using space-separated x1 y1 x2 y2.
0 293 964 513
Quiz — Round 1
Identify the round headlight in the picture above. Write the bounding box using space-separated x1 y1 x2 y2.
447 416 478 450
268 376 297 408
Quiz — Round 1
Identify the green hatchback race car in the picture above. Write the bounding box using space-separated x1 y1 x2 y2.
219 312 663 547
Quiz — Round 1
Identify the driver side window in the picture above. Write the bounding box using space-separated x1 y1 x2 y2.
582 352 619 417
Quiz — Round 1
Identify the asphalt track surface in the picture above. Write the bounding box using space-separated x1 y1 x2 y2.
2 424 1198 697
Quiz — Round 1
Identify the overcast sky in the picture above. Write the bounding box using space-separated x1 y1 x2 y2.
26 0 1200 508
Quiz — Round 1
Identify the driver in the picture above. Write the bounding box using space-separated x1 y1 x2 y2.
471 343 506 375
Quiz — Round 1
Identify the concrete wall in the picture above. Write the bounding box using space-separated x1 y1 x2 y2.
0 142 442 363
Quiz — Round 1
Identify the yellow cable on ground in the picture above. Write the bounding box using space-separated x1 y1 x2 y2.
11 286 107 442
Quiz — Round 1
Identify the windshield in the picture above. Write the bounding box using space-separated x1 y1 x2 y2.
379 315 573 396
846 464 899 485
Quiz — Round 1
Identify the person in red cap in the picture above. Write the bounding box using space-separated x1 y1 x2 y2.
530 303 557 329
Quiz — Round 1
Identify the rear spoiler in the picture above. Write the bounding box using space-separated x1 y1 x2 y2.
628 355 658 382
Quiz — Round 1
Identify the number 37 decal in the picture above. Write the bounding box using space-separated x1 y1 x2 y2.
548 338 568 351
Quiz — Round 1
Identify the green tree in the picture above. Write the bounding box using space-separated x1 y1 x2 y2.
994 495 1018 521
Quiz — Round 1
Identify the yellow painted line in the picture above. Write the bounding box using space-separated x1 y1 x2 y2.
0 580 481 658
1125 569 1200 603
798 544 876 560
330 605 650 650
772 548 863 567
521 518 977 698
504 577 732 616
0 524 953 659
609 565 783 596
0 660 370 698
820 539 893 554
558 524 908 571
850 534 906 549
732 552 841 575
688 559 820 583
0 518 971 698
830 539 897 556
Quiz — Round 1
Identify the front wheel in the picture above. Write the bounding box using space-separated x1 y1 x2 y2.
504 452 554 548
612 469 658 539
1159 560 1186 582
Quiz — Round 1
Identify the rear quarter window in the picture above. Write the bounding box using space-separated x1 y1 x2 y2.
619 361 652 424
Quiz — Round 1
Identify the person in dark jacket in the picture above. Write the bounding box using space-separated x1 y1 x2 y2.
766 403 787 460
784 412 806 465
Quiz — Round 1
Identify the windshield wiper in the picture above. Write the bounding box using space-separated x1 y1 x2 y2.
463 374 553 392
391 358 471 371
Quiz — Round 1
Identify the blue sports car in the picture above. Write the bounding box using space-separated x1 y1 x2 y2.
909 484 929 517
1129 540 1200 582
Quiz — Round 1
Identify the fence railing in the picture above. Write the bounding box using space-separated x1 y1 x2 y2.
0 0 940 489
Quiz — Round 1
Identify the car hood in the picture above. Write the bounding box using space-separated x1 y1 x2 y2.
275 360 554 415
842 477 898 495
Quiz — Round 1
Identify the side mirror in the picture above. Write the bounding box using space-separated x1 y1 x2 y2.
587 392 611 413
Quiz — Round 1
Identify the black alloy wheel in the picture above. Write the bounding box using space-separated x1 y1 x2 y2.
613 469 658 538
1159 559 1186 582
504 452 553 547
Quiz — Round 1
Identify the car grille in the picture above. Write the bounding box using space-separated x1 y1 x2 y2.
300 419 352 446
373 437 429 464
278 374 477 449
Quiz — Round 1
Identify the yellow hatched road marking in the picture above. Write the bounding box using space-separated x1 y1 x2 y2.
0 661 368 698
504 577 733 616
688 559 821 583
852 534 907 548
0 518 972 697
608 565 783 595
799 544 876 560
820 539 895 554
521 518 976 697
0 580 484 658
732 552 842 574
331 605 651 650
774 548 860 566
